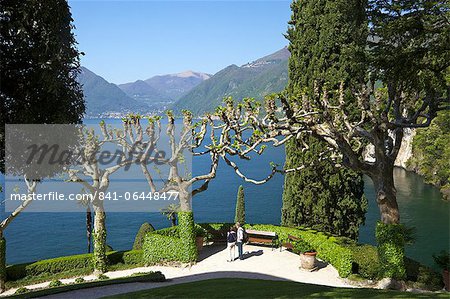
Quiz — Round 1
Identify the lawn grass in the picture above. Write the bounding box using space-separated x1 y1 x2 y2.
104 278 449 299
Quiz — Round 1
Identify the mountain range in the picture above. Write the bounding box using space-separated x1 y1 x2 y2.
172 47 290 115
77 68 210 117
77 47 289 117
118 71 211 110
77 67 148 117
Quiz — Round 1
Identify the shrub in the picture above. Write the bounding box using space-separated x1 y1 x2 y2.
178 212 198 262
292 239 314 254
97 274 109 280
128 271 165 282
198 223 235 242
433 250 450 270
405 257 443 291
349 244 382 280
7 253 93 281
235 185 246 224
143 212 197 265
48 279 63 287
14 287 29 294
74 277 85 283
6 249 143 282
375 222 406 279
143 234 186 264
107 250 143 266
133 222 155 250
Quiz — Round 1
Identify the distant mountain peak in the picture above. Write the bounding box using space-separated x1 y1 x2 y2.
170 71 211 80
242 47 290 68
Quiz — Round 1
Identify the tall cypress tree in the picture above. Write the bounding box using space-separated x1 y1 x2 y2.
282 0 368 239
235 185 246 225
0 0 84 291
0 0 85 171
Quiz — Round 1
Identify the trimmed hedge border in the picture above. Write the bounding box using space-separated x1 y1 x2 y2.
6 250 143 282
8 271 165 299
143 211 198 265
376 222 407 280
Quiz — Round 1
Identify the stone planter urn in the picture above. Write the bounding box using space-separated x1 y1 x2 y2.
300 251 317 270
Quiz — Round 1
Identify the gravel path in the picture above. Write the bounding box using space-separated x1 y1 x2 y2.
2 244 356 298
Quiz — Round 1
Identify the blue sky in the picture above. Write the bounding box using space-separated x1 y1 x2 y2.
69 0 292 84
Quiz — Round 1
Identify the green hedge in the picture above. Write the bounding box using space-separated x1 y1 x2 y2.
8 272 166 299
107 250 143 266
133 223 155 250
143 211 198 265
6 250 143 282
198 223 234 242
376 222 406 280
348 244 381 279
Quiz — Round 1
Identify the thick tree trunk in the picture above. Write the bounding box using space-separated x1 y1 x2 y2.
372 164 406 281
93 204 107 274
0 233 5 293
373 170 400 224
179 189 192 212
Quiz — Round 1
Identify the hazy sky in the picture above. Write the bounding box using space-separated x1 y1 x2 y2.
69 0 292 84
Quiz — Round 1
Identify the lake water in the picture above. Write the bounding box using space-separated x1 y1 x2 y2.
1 119 448 269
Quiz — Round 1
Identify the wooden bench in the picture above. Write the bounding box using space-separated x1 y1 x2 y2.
280 234 301 252
246 229 278 250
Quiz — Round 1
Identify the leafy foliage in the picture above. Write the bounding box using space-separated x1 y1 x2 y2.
408 111 450 200
282 0 368 240
97 274 109 280
6 250 143 282
14 287 29 294
0 0 86 172
160 204 180 227
348 244 382 280
375 222 407 280
433 250 450 271
283 137 368 240
234 185 246 225
133 223 155 250
143 212 198 265
368 0 449 98
92 212 107 273
48 280 63 288
404 257 444 291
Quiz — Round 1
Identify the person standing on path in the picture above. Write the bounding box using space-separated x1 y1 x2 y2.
226 226 237 262
236 222 244 260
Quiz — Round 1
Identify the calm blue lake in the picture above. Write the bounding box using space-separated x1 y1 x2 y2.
1 119 448 269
